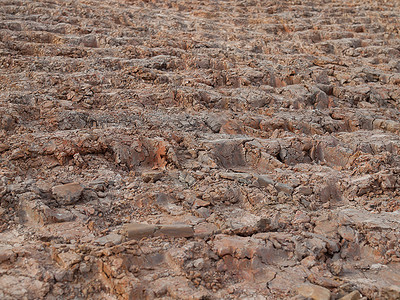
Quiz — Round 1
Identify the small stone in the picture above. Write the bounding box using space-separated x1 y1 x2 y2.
52 183 84 205
339 290 361 300
297 284 331 300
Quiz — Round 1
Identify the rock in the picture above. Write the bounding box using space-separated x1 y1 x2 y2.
80 35 98 48
338 226 358 242
122 223 157 240
275 182 294 195
79 262 91 273
179 171 196 186
0 114 16 131
0 247 16 263
0 143 9 153
2 0 400 298
220 172 253 183
48 208 76 223
256 175 275 187
220 119 244 134
301 256 317 269
51 183 84 205
314 218 338 239
293 211 311 224
296 284 331 300
268 268 307 294
381 285 400 300
54 251 82 269
194 223 219 238
95 233 123 246
142 170 163 183
338 209 399 230
156 224 194 238
207 138 248 168
213 235 261 259
205 115 224 133
122 223 194 240
196 207 211 218
0 275 50 299
54 269 74 282
193 199 211 208
339 290 361 300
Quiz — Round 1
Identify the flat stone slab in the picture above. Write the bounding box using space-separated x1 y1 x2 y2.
155 224 194 238
122 223 194 240
122 223 157 240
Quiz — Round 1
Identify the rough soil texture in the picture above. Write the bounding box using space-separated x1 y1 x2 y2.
1 0 400 299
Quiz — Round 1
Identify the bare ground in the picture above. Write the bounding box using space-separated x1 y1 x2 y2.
1 0 400 299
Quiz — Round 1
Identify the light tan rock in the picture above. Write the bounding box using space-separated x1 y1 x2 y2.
339 290 361 300
55 251 82 269
297 284 331 300
382 285 400 300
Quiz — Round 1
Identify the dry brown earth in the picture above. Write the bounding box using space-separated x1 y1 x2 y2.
1 0 400 299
